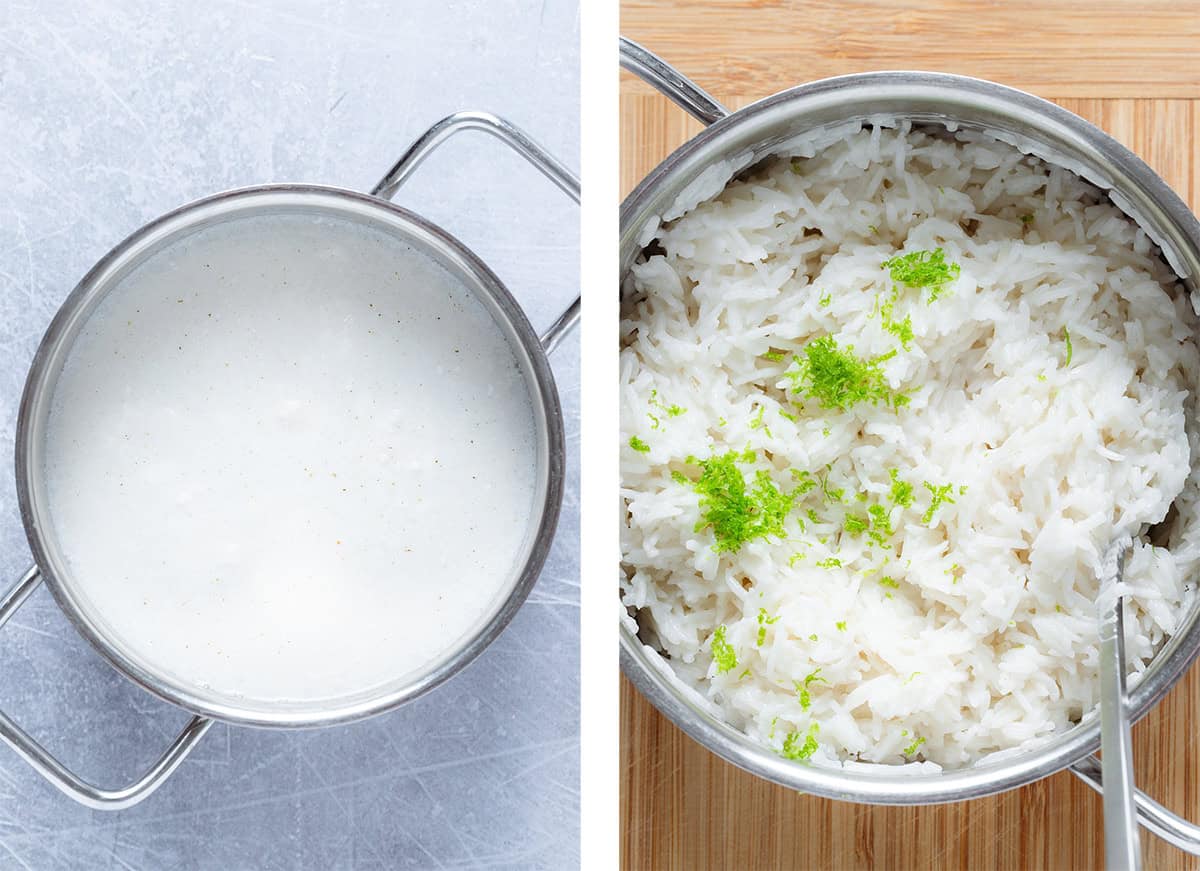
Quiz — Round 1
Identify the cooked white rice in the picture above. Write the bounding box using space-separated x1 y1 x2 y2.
619 121 1200 771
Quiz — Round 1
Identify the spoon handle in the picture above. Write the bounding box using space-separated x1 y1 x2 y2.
1100 541 1141 870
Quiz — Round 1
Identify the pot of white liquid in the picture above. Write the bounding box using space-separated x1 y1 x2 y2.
0 112 579 810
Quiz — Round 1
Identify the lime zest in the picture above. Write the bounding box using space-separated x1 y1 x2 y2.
649 388 686 425
903 735 927 756
781 723 820 761
794 669 827 711
687 451 798 553
628 435 650 453
878 288 915 350
867 504 893 546
922 481 957 525
749 404 771 437
819 469 845 505
756 608 780 646
1063 326 1073 367
888 469 914 508
786 335 909 412
844 514 868 536
882 248 961 302
710 625 737 674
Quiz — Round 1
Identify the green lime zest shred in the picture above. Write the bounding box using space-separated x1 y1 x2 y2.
819 469 845 504
878 289 915 350
1020 213 1035 224
1063 326 1073 367
922 481 957 525
835 620 847 631
687 451 798 553
818 291 832 308
710 625 738 674
843 514 868 536
889 469 914 508
878 576 900 589
756 608 780 646
786 335 909 412
903 735 927 756
790 469 817 494
882 248 961 302
808 633 818 641
761 349 787 362
867 504 893 545
794 669 827 711
629 435 650 453
883 311 914 349
781 723 820 761
749 404 768 433
649 388 686 421
815 557 842 569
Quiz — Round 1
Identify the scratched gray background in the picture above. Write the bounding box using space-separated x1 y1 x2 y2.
0 1 580 868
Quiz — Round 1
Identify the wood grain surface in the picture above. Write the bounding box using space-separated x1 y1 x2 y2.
620 4 1200 869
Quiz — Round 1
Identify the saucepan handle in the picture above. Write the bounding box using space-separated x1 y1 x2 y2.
1071 755 1200 855
618 36 730 127
0 566 213 810
371 111 580 354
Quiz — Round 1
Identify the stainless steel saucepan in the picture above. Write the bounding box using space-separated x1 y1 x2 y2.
619 36 1200 854
0 111 578 809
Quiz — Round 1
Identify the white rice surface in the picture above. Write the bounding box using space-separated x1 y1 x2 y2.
619 122 1200 770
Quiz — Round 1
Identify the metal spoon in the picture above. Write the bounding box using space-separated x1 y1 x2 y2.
1099 538 1140 870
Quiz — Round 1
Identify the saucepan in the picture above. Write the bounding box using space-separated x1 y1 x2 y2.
0 111 578 809
618 36 1200 853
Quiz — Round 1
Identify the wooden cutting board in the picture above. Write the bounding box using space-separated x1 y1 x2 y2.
620 3 1200 868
